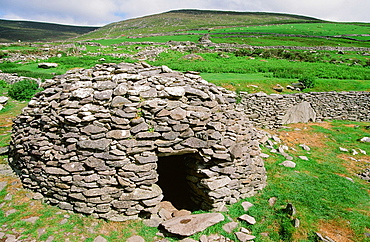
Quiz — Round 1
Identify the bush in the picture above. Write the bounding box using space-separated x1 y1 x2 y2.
299 75 316 89
8 80 40 101
0 80 8 88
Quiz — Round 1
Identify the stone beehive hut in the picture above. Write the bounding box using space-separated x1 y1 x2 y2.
9 62 267 221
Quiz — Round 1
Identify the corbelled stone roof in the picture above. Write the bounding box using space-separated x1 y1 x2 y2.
9 62 267 221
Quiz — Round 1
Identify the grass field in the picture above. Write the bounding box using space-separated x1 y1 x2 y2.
201 73 370 94
1 105 369 241
191 23 370 38
150 51 370 81
0 10 369 241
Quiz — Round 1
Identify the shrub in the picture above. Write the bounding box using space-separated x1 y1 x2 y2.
299 75 316 89
8 80 40 101
0 80 8 88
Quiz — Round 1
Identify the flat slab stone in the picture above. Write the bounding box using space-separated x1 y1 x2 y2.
241 201 254 211
238 214 256 225
279 160 296 168
38 63 58 69
235 232 256 242
161 213 224 236
0 96 9 104
126 235 145 242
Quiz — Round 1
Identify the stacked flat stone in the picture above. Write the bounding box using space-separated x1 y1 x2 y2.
9 62 267 221
240 92 370 129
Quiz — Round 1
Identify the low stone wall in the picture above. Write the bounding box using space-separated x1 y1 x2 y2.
239 91 370 129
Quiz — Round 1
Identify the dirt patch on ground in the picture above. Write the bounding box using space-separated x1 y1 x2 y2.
274 122 331 148
338 154 370 175
318 220 355 242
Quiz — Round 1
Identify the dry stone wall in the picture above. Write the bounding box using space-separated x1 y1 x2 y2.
239 91 370 129
9 62 267 221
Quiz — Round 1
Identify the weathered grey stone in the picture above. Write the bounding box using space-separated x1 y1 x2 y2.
299 144 311 151
360 137 370 143
283 101 316 124
202 177 231 190
72 88 94 99
182 137 208 148
170 107 187 120
120 184 162 200
241 201 254 211
94 90 113 100
161 213 224 236
81 125 108 135
38 63 58 68
0 96 9 104
279 160 296 168
111 96 131 107
222 221 239 233
106 130 131 139
235 232 256 242
78 139 111 151
44 167 69 175
0 146 9 155
131 122 149 134
238 214 256 225
165 86 186 97
93 235 108 242
127 235 145 242
62 162 85 172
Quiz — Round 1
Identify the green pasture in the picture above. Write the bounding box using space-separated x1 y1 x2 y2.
150 51 370 81
201 73 370 94
90 35 200 46
189 23 370 37
211 35 370 47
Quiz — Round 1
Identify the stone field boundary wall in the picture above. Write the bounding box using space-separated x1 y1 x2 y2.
239 91 370 129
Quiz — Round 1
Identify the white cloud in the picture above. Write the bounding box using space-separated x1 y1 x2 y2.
0 0 368 26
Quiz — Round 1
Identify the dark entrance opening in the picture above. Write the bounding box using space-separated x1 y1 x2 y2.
157 154 198 211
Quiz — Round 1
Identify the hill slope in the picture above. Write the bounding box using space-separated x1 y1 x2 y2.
78 9 323 40
0 19 98 43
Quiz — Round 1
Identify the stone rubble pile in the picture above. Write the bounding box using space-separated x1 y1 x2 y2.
9 62 267 221
0 71 41 85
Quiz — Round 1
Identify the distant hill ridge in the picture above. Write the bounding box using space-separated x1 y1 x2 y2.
0 19 98 43
0 9 325 42
79 9 324 40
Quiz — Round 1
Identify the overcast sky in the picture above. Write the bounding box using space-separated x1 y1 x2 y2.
0 0 369 26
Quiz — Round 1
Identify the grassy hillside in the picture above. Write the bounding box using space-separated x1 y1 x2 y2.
0 19 98 43
78 9 323 40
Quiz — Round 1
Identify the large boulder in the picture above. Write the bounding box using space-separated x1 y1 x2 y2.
282 101 316 124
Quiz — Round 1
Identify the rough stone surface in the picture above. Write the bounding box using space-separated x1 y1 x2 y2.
360 137 370 143
9 62 267 220
222 221 239 233
279 160 296 168
238 214 256 225
241 201 254 211
282 101 316 124
93 235 108 242
126 235 145 242
38 63 58 69
235 232 256 242
161 213 224 236
0 181 7 191
0 146 9 155
0 96 9 104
